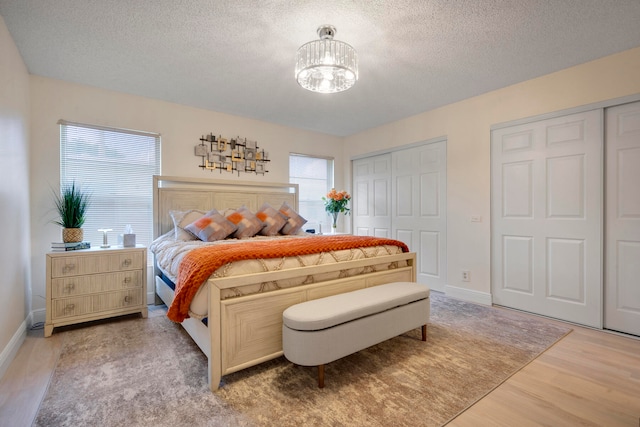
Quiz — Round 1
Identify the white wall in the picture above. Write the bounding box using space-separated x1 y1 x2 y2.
28 76 344 317
0 15 31 377
344 47 640 301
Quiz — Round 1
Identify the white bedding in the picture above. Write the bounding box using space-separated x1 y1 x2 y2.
150 232 407 319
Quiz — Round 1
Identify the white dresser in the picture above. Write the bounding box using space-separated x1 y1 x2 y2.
45 245 148 337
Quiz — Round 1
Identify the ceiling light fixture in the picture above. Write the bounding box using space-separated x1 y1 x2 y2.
295 25 358 94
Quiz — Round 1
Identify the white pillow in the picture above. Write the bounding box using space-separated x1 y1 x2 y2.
169 209 206 241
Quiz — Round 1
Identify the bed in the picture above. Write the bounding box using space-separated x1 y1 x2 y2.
152 175 416 391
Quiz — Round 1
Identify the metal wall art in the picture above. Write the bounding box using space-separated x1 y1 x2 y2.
195 133 269 175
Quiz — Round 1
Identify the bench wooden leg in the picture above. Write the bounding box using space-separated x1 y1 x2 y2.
318 364 325 388
422 324 427 342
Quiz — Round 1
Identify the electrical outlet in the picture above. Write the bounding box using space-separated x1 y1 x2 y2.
461 270 470 282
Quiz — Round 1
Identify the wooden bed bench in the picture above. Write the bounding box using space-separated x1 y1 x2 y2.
282 281 430 388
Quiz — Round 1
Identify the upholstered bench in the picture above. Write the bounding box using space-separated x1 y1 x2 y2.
282 281 430 388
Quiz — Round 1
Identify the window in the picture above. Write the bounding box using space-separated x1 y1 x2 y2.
59 121 160 260
289 153 333 233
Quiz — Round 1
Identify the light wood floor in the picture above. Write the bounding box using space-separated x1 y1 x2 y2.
449 325 640 426
1 308 639 427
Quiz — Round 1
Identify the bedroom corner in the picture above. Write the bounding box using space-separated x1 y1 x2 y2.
0 14 31 379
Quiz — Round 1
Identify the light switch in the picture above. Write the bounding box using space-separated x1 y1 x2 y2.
471 215 482 222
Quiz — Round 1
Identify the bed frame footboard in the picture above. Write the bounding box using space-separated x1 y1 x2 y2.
208 252 416 391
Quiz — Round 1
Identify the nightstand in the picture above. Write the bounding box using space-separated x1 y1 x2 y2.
45 245 148 337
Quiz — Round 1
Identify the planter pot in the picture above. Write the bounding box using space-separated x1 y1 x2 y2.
63 228 83 243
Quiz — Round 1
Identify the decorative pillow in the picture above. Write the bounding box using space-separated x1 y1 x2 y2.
279 201 307 235
226 206 264 238
169 209 206 241
256 203 287 236
221 208 237 217
184 208 237 242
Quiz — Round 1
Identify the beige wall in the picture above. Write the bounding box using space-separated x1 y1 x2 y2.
344 47 640 298
28 76 344 316
0 15 31 372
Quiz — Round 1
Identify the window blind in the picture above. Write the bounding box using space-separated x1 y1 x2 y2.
289 153 334 231
59 121 160 258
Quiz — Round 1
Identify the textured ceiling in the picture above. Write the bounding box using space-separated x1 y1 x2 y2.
2 0 640 137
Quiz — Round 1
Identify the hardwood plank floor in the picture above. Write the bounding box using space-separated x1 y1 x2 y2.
0 328 61 427
1 308 638 427
449 325 640 427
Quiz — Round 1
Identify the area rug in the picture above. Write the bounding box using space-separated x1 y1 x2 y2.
33 293 571 427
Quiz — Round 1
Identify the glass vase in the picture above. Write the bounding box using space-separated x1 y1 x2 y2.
331 212 339 231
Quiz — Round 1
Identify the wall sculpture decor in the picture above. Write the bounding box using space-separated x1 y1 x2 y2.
195 133 269 175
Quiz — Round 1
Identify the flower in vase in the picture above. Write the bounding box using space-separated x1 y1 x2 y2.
322 189 351 228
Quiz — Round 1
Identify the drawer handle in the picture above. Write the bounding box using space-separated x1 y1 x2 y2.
65 283 76 293
64 303 75 312
123 277 132 284
122 258 132 267
124 296 132 303
62 263 76 273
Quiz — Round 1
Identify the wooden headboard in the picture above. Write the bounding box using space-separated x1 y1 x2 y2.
153 175 299 238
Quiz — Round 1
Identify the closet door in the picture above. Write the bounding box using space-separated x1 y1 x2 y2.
605 102 640 336
352 154 392 237
491 110 603 327
392 141 447 290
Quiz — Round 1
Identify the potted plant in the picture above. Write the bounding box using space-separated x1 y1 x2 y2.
52 182 91 243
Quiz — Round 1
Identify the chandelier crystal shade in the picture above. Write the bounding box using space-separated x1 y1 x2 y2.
295 25 358 94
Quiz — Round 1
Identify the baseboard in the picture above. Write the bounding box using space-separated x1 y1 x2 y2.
0 319 27 381
147 291 157 305
31 308 46 326
444 285 493 306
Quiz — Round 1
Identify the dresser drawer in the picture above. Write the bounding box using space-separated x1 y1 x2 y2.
50 251 144 278
109 251 143 272
51 270 143 298
50 256 99 278
92 289 143 313
52 296 92 319
51 289 143 320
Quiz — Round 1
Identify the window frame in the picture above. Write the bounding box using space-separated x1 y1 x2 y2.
58 120 161 260
289 152 334 233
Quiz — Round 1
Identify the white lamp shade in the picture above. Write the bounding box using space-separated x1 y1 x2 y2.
295 26 358 94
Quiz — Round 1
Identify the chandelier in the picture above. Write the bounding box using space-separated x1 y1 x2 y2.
295 25 358 94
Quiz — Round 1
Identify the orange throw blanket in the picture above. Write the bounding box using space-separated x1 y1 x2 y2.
167 235 409 322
